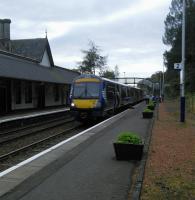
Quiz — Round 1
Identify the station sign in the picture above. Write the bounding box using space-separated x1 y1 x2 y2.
174 63 182 70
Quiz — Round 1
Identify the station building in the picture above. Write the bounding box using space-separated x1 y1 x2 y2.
0 19 80 115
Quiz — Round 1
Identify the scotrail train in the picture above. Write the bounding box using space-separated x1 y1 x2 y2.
70 74 143 121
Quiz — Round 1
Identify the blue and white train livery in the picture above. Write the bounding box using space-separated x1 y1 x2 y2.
70 74 143 120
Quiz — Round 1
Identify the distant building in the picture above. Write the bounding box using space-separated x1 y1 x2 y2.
0 19 79 115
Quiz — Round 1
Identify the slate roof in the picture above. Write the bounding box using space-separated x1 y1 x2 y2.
10 38 46 61
0 53 80 84
10 38 54 66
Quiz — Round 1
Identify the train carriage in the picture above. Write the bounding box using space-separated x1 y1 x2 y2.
70 74 143 121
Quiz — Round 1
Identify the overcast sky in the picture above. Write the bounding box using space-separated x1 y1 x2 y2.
0 0 171 78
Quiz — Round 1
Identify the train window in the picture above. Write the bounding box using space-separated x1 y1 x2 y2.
121 86 126 98
106 83 115 100
130 88 135 97
127 88 130 96
86 83 99 98
73 82 99 98
73 83 86 98
107 91 114 99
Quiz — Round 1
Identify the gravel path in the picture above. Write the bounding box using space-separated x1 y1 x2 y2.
140 100 195 199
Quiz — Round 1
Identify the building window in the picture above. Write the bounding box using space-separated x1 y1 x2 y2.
25 82 32 103
14 80 21 104
54 84 59 102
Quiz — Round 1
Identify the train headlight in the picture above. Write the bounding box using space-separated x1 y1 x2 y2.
71 102 75 107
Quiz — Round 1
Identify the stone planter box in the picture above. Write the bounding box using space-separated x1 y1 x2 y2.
142 112 153 118
113 142 144 160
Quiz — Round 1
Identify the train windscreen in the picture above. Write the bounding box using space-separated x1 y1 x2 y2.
73 82 100 98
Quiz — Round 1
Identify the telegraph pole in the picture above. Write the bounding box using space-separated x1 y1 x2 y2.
180 0 186 122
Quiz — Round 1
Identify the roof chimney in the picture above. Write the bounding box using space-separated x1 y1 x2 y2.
0 19 11 40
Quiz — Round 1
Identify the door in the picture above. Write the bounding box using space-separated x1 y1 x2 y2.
0 86 7 115
37 85 45 109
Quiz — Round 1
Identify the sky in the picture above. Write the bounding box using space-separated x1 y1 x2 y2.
0 0 171 78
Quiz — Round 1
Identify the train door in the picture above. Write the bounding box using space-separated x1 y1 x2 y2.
106 82 115 110
114 85 120 109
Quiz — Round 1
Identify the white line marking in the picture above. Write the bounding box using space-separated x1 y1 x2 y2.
0 109 129 178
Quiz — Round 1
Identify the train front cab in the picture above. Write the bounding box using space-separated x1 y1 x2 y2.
70 77 104 121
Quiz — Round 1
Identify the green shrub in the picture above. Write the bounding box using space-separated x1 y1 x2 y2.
147 104 155 110
148 100 155 106
143 108 153 113
153 100 157 104
116 131 142 144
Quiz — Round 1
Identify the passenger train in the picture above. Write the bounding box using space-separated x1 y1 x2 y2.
70 74 143 121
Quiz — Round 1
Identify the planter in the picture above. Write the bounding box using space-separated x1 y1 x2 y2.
142 112 153 118
113 142 144 160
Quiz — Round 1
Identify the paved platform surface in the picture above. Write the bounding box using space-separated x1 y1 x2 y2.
0 102 152 200
0 107 69 124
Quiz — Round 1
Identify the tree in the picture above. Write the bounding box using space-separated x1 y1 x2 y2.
163 0 183 46
163 0 195 96
102 70 115 79
77 41 107 75
137 78 154 95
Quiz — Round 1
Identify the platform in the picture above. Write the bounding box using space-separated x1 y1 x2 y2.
0 102 152 200
0 107 70 124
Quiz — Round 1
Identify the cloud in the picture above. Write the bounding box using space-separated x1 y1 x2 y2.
54 54 82 67
104 0 169 23
7 0 170 40
0 0 171 77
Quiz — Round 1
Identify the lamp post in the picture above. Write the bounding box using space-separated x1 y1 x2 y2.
162 65 165 102
123 72 127 84
159 72 162 97
180 0 186 122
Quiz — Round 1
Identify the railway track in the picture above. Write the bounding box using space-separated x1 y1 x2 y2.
0 124 80 162
0 116 75 144
0 116 85 172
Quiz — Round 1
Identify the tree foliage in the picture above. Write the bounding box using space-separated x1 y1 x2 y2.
77 41 107 75
102 70 115 79
163 0 195 96
163 0 183 46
